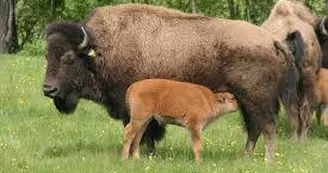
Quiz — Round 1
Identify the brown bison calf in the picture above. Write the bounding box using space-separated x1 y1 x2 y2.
314 68 328 126
122 79 238 162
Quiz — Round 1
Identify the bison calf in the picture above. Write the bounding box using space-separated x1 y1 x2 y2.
314 68 328 126
122 79 238 162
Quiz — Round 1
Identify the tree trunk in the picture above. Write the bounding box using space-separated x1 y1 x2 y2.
190 0 197 14
51 0 56 21
244 0 250 21
228 0 238 19
144 0 150 4
249 0 259 24
0 0 15 53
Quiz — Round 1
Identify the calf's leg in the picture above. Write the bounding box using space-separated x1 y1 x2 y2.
131 119 151 159
322 105 328 126
189 125 203 163
122 123 136 160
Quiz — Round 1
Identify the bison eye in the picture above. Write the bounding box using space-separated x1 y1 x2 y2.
62 54 75 65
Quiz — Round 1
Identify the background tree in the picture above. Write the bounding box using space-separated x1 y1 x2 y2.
0 0 18 53
8 0 327 55
190 0 197 13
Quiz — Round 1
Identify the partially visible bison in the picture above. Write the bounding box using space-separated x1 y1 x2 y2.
314 68 328 126
43 4 300 162
262 0 328 141
122 79 238 162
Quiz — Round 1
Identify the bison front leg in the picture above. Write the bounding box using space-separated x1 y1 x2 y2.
141 120 166 156
240 106 261 155
239 98 278 163
245 126 261 155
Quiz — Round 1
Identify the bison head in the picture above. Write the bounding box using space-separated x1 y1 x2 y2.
316 16 328 67
43 22 95 114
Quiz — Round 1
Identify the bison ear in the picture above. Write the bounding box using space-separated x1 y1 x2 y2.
319 16 328 36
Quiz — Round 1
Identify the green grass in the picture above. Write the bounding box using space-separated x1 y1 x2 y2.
0 54 327 173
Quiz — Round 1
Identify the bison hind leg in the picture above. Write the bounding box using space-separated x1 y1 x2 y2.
298 97 311 141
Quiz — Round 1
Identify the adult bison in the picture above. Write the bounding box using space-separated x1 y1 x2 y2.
262 0 328 142
43 4 299 162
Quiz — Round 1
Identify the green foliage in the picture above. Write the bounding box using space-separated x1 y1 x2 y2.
18 39 46 56
306 0 326 15
0 54 328 172
15 0 64 47
13 0 328 54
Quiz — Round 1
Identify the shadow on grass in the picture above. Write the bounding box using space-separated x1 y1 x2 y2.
43 140 244 163
144 142 245 162
43 141 122 158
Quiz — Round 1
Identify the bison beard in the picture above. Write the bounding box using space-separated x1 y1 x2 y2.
54 93 79 114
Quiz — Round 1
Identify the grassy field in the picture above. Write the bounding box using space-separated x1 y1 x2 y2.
0 54 327 173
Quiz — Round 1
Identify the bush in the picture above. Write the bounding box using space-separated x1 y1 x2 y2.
18 39 46 57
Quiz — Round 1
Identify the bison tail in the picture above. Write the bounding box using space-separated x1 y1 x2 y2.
275 30 305 120
285 30 306 74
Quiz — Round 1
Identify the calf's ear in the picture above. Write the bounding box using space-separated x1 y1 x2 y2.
214 93 227 103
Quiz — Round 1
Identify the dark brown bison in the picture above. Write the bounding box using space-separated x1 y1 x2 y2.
43 4 299 162
262 0 328 142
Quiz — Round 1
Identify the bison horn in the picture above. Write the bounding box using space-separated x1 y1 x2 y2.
78 27 88 49
320 16 328 35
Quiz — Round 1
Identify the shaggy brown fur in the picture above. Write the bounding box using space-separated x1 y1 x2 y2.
122 79 238 162
262 0 328 142
314 69 328 126
43 4 299 162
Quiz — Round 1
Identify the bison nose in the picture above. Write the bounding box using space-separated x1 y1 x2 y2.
43 84 58 98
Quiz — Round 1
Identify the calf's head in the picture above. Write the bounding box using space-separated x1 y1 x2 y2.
214 92 239 114
43 22 94 114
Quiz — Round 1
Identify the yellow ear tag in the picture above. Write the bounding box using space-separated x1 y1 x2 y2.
88 49 96 58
